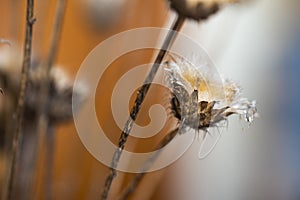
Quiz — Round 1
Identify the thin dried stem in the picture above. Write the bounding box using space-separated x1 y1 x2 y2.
44 125 55 200
37 0 67 115
119 128 179 200
100 15 185 200
5 0 35 199
36 0 67 199
43 0 67 73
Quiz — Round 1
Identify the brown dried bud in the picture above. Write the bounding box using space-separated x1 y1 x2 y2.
25 66 85 123
169 0 238 20
0 47 86 124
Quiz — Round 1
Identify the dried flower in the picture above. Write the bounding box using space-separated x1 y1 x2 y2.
0 49 86 124
164 54 258 158
26 66 86 123
169 0 239 20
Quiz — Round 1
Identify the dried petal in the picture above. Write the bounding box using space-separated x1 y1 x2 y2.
230 98 258 123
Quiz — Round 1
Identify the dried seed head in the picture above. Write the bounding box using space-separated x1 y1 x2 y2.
164 54 258 131
0 48 86 124
25 65 86 123
169 0 239 20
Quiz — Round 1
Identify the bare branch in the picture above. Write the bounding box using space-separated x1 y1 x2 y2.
5 1 35 199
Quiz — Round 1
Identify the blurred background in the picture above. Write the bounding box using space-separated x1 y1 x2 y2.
0 0 300 200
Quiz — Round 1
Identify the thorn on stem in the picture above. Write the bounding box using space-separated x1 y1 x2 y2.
29 17 37 25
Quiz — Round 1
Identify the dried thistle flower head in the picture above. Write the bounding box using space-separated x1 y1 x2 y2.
164 54 258 158
165 56 258 130
169 0 239 20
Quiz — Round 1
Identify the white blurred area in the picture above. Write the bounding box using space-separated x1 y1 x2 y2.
83 0 126 29
160 0 300 200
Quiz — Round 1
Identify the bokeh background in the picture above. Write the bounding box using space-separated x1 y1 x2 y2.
1 0 300 199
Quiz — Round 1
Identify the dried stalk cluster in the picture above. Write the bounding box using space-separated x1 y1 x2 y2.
0 47 85 199
102 0 248 199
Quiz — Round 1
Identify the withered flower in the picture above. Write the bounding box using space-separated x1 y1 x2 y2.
169 0 239 20
0 47 86 124
26 66 86 123
164 54 258 158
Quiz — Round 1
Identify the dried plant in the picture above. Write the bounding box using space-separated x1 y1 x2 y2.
119 54 258 199
0 1 84 199
35 1 67 198
0 1 258 199
169 0 240 20
1 55 85 199
100 0 243 199
100 14 185 200
5 0 35 199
